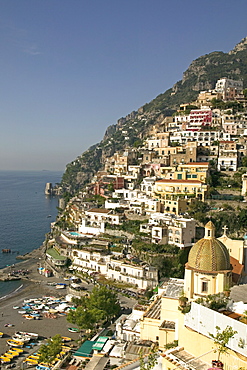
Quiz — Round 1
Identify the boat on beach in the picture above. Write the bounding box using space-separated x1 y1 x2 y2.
67 327 79 333
8 350 21 357
12 334 30 343
15 331 39 339
0 356 11 363
10 348 23 353
56 283 66 289
7 339 24 347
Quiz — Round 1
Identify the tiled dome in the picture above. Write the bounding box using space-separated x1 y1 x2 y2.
187 222 230 272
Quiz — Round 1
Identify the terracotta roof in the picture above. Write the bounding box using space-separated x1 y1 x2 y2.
230 255 244 284
87 208 111 214
156 179 202 184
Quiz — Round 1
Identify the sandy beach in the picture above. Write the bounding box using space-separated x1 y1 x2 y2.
0 248 80 361
0 247 137 369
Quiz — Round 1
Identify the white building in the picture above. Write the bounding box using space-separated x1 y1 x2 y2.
140 177 157 196
115 306 146 342
71 248 158 290
84 208 121 225
140 213 196 248
215 77 243 100
170 130 230 146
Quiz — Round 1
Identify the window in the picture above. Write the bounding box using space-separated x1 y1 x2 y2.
202 281 208 293
177 174 182 179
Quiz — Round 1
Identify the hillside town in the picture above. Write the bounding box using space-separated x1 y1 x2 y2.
24 77 247 370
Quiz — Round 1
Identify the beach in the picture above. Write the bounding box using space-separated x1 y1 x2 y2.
0 247 137 367
0 248 80 359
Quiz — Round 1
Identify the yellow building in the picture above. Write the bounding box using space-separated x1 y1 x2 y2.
140 222 247 370
154 178 208 201
159 162 209 183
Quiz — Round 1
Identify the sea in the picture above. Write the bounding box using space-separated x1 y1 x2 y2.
0 170 63 299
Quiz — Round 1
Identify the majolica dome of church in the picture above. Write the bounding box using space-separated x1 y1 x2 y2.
187 221 231 272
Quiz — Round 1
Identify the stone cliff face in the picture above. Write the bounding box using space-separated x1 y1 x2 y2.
229 36 247 54
61 36 247 195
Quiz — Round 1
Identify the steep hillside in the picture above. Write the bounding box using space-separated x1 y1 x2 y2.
61 36 247 195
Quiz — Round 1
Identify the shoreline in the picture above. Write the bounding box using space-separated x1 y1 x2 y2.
0 246 44 282
0 248 81 357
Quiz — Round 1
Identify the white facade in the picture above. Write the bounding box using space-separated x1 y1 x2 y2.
71 249 158 289
108 259 158 289
141 213 196 248
78 219 105 236
140 177 156 196
115 307 144 341
215 77 243 99
85 208 121 225
170 130 230 146
217 150 238 171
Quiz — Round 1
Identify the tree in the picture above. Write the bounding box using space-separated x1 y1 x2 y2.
209 325 237 361
139 347 158 370
67 306 99 331
187 200 210 223
88 285 121 321
241 156 247 168
38 334 63 367
67 285 120 333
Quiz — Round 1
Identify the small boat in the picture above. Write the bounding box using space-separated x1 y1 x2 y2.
0 356 11 363
36 363 51 370
25 358 39 365
0 331 4 337
28 355 40 360
61 336 71 342
67 327 79 333
12 335 30 343
8 350 20 357
7 339 24 348
23 315 34 320
47 215 51 218
11 348 23 354
3 353 15 359
56 283 66 289
15 331 39 339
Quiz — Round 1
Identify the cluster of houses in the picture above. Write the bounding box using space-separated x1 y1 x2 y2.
43 76 247 369
67 222 247 370
44 76 247 292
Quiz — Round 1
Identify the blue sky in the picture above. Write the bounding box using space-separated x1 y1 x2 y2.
0 0 247 171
